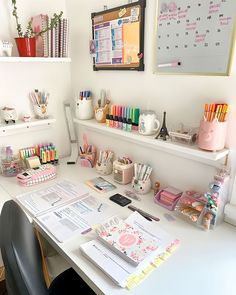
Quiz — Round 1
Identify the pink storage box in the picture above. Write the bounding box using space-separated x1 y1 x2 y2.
198 119 227 151
154 187 183 211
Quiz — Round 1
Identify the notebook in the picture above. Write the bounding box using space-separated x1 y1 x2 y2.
86 176 117 193
97 217 159 266
80 212 180 289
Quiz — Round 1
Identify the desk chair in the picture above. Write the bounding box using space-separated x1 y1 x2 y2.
0 200 95 295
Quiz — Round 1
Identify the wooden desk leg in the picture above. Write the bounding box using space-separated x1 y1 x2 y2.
34 229 51 288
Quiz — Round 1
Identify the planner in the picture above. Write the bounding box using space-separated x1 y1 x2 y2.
97 217 159 266
80 212 180 289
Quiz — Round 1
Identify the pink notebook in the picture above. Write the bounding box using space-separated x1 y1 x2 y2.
97 219 159 265
31 14 46 57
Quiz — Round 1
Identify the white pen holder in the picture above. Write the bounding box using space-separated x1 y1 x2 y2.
96 161 113 175
75 99 94 120
131 177 151 195
33 104 48 119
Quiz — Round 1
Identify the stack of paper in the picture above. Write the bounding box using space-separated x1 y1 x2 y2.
80 212 180 289
15 180 117 242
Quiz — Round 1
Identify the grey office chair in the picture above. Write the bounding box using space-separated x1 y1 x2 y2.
0 200 95 295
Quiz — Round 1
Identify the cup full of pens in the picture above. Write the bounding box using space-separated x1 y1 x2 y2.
132 163 152 195
96 150 114 175
30 89 49 119
75 90 94 120
79 134 96 168
198 103 229 152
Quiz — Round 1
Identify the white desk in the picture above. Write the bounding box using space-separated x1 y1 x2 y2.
1 159 236 295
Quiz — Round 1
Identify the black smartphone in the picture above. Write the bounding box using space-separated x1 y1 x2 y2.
109 193 132 207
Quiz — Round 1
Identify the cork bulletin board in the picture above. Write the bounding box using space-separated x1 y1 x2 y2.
91 0 146 71
155 0 236 75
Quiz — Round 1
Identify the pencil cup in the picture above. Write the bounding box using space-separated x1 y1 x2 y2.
198 120 227 151
75 99 94 120
33 104 48 119
80 151 96 168
96 161 113 175
131 177 151 195
94 105 109 123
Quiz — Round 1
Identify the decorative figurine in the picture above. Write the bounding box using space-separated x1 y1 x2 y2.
155 111 169 140
23 114 31 122
1 107 18 124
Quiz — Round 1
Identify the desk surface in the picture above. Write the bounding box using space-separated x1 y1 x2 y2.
0 159 236 295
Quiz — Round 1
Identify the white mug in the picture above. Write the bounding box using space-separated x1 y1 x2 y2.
139 110 160 135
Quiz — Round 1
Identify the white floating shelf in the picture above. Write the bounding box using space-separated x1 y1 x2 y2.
0 57 71 63
0 118 56 136
74 118 229 165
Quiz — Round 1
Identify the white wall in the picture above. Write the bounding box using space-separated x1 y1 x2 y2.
67 0 236 195
0 0 71 158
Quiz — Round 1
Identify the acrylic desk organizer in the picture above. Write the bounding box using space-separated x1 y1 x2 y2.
174 166 230 231
154 187 183 211
169 123 198 145
1 157 23 177
174 191 206 225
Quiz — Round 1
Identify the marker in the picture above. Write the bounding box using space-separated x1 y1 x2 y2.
158 61 181 68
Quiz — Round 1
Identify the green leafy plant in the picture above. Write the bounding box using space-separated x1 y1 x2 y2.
11 0 63 38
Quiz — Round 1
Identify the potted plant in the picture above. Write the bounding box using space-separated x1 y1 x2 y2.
11 0 63 57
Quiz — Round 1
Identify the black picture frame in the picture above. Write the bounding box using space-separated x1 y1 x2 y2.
91 0 146 71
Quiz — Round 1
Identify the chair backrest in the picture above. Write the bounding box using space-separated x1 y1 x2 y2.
0 200 48 295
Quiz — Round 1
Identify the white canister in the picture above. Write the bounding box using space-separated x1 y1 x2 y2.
138 110 160 135
75 99 94 120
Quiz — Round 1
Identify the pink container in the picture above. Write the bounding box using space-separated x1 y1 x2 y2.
198 119 227 151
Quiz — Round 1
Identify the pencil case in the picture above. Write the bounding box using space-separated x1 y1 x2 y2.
198 119 227 151
154 187 183 211
16 164 56 186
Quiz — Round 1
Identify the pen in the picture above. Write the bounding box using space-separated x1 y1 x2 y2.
157 61 181 68
128 205 160 221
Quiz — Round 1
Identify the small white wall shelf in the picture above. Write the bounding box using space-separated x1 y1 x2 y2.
0 118 56 136
0 57 71 63
74 118 229 166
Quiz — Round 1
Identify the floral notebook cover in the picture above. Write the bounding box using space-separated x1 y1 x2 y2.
97 217 159 265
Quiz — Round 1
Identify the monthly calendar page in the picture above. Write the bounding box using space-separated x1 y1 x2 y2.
156 0 236 74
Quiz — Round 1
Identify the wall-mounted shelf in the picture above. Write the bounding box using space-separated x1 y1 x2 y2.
74 118 229 166
0 118 56 136
0 57 71 63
